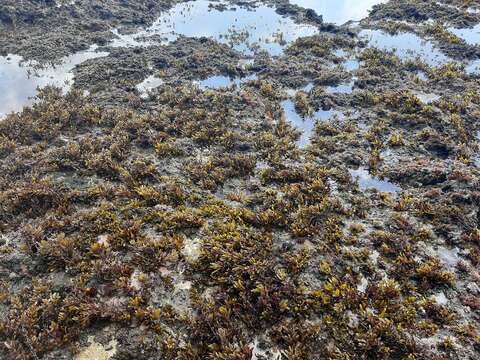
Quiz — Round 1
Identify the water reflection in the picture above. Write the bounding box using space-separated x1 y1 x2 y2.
136 73 257 96
110 0 318 56
285 83 313 97
195 74 257 89
289 0 387 24
466 59 480 75
360 29 449 66
0 45 108 118
416 71 429 81
334 49 361 71
344 58 361 71
281 99 314 147
313 108 345 121
303 83 314 92
448 24 480 46
326 80 355 94
350 167 401 193
281 100 345 147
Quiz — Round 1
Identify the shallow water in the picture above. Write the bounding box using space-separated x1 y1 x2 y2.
0 45 108 118
466 59 480 75
313 108 345 121
326 80 355 94
195 74 257 89
281 100 345 147
343 58 361 71
448 24 480 46
349 167 401 193
136 73 257 96
111 0 318 56
416 71 429 81
303 83 314 92
334 49 361 71
281 99 314 147
360 29 449 66
285 83 313 97
289 0 387 25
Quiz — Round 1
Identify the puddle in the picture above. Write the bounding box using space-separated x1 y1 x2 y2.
2 0 317 117
448 24 480 46
136 75 164 98
416 70 429 81
109 28 168 48
466 59 480 75
285 89 298 97
313 108 345 121
194 74 257 89
334 49 361 71
285 83 313 97
360 29 450 66
110 0 318 56
289 0 387 25
343 58 361 71
303 83 314 92
326 80 355 94
413 91 440 104
349 167 401 193
281 100 345 147
0 45 108 118
281 99 315 147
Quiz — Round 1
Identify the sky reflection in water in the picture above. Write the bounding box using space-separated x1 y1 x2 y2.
289 0 387 24
111 0 318 56
0 45 107 118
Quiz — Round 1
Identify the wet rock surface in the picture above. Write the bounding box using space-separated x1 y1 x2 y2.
0 0 479 359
